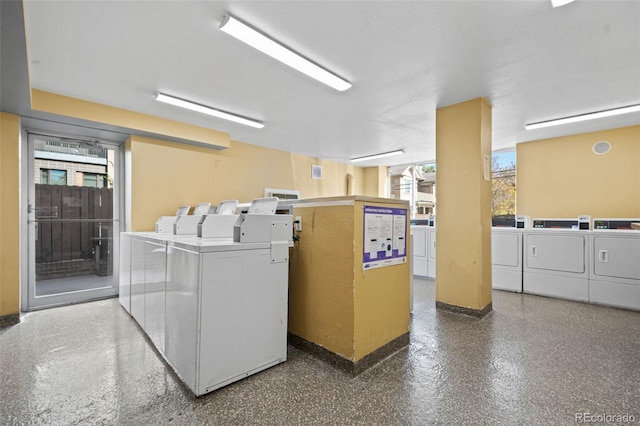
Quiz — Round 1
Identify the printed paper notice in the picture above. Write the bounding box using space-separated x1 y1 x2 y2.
363 205 407 270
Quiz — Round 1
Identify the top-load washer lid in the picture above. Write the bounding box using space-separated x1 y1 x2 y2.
193 203 212 216
216 200 239 215
175 205 190 216
247 197 279 215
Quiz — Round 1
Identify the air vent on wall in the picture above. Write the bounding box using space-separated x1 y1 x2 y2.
264 187 300 200
312 165 322 180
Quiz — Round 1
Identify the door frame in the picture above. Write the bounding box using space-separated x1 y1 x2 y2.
21 126 125 311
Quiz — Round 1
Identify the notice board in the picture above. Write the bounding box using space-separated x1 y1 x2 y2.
363 205 407 270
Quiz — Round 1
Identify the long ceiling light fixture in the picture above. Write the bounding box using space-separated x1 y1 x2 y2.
155 92 264 129
219 14 352 92
351 149 404 163
525 104 640 130
551 0 575 7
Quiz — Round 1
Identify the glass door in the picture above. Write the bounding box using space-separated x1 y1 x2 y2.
25 133 120 310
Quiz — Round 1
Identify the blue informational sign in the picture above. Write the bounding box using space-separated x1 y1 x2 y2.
363 205 407 270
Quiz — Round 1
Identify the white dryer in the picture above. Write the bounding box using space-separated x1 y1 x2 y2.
589 219 640 311
410 224 429 277
523 219 590 302
427 226 436 279
491 227 523 292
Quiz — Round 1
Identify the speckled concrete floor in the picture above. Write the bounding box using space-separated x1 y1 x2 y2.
1 278 639 425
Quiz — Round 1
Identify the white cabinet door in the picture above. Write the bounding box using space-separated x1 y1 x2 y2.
525 234 586 274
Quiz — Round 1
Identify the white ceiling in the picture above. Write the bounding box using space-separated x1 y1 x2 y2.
21 0 640 166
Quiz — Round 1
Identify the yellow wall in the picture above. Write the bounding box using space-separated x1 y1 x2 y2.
288 197 410 362
517 125 640 219
353 199 410 360
363 166 389 197
127 136 369 231
0 113 21 318
288 204 355 358
31 90 231 149
435 98 492 312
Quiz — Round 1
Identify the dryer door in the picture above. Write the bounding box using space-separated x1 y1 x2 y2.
525 234 586 273
593 236 640 280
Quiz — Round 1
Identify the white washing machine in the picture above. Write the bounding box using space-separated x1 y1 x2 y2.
523 218 591 302
410 224 429 277
491 227 523 292
589 219 640 311
427 226 436 279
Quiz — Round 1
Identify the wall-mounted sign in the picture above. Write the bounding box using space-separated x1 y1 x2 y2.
363 205 407 270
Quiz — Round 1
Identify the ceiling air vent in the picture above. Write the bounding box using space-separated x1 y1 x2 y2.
592 141 611 155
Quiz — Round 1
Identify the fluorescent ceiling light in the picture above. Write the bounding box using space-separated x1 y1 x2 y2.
220 15 352 92
525 104 640 130
351 150 404 163
155 92 264 129
551 0 575 7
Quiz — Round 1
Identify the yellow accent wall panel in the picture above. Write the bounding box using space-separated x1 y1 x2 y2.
0 113 21 317
353 199 410 359
435 98 493 313
517 125 640 219
30 89 231 149
363 166 389 197
288 204 356 358
126 136 368 231
288 197 410 362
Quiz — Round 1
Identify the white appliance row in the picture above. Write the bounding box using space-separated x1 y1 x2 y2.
509 220 640 311
119 198 293 396
413 218 640 311
411 224 436 279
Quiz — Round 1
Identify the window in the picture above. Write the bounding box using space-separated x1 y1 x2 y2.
40 169 67 185
491 151 516 217
389 163 436 218
83 173 108 188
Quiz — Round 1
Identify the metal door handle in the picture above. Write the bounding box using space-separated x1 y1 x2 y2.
599 250 609 263
531 246 538 257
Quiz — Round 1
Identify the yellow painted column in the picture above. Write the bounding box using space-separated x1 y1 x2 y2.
0 112 21 325
435 98 492 317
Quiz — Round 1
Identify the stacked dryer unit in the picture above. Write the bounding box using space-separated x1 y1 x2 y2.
491 215 529 292
426 217 436 279
410 220 429 277
589 218 640 311
411 217 436 278
522 216 591 302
